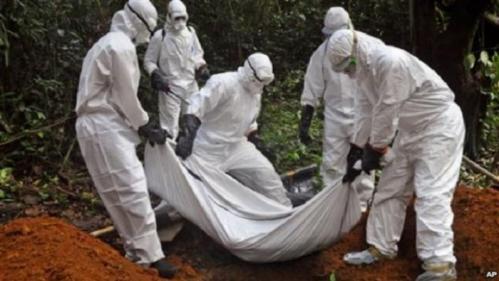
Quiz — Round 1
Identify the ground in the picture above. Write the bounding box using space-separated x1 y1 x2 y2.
0 185 497 281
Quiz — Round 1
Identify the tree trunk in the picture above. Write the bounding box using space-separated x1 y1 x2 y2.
432 0 491 159
412 0 492 159
410 0 436 63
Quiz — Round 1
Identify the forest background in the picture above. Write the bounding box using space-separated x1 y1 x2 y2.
0 0 497 206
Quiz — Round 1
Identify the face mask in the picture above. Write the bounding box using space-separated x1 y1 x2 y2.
343 57 358 78
173 17 187 31
244 79 264 94
127 4 154 45
134 32 150 45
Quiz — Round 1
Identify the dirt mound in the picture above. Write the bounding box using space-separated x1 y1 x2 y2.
0 186 497 281
166 185 499 281
0 217 202 281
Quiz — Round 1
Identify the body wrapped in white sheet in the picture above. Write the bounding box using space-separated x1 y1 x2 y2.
145 142 362 262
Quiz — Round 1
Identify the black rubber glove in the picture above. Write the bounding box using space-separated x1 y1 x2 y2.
342 143 363 183
175 114 201 159
247 130 276 162
362 144 385 174
298 105 314 145
196 64 211 82
151 69 169 92
138 119 171 146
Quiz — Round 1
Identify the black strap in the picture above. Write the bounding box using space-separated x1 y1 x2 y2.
126 3 153 34
247 58 263 83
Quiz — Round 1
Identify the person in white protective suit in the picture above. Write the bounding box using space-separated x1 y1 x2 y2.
327 29 465 281
75 0 177 278
298 7 376 210
144 0 209 139
174 53 293 207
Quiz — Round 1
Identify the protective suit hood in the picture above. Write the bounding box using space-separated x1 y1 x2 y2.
238 53 274 93
111 0 157 44
322 7 351 35
166 0 189 31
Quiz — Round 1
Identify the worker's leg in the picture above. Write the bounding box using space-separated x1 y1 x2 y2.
226 141 292 207
76 117 164 265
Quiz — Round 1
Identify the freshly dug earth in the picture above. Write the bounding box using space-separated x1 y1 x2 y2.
0 217 202 281
165 185 499 281
0 186 497 281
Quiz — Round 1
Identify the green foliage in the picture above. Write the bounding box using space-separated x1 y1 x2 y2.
259 70 323 173
461 51 499 186
0 0 412 183
0 167 19 202
0 0 123 177
477 52 499 158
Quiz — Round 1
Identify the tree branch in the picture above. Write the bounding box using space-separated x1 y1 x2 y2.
463 155 499 184
0 115 75 147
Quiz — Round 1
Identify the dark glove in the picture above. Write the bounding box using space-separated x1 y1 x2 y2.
175 114 201 159
151 69 169 92
196 64 211 82
362 143 386 174
138 119 171 146
298 105 314 145
342 143 363 183
248 131 275 162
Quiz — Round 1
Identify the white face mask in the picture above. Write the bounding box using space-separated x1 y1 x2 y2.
173 18 187 31
134 27 151 45
244 79 264 94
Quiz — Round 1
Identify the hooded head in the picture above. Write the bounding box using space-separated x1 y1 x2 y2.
322 7 351 36
238 53 275 93
167 0 189 31
111 0 157 45
327 29 359 78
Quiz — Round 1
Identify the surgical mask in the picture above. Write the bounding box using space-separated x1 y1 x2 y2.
343 57 358 78
171 16 187 31
239 65 265 94
244 80 265 94
133 24 152 45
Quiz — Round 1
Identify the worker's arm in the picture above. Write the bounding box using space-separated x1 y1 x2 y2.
300 46 326 108
143 30 163 75
186 76 226 120
110 47 149 130
369 57 410 148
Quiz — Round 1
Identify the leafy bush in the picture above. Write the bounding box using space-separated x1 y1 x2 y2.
0 0 414 183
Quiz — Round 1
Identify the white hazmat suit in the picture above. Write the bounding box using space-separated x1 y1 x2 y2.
328 30 465 279
144 0 206 138
75 0 164 265
184 53 292 207
300 7 379 208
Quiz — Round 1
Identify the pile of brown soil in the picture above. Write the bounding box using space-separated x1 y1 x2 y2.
0 217 202 281
0 186 497 281
311 185 499 281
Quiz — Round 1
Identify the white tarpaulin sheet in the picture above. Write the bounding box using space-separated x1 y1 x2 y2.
144 142 362 262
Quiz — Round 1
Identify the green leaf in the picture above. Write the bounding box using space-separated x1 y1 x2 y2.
0 189 5 199
480 51 490 65
329 272 336 281
464 53 475 71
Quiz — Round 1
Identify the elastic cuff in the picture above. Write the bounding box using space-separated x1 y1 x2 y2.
422 262 454 273
368 245 396 260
